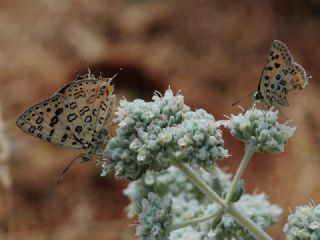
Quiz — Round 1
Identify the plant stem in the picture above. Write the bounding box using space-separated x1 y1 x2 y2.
170 207 224 231
225 141 255 204
171 160 271 240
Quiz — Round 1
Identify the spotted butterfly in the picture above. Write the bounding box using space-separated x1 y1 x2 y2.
254 40 309 107
16 71 116 161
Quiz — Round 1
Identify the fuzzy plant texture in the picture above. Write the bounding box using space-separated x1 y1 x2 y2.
101 88 301 240
102 89 228 180
124 166 232 217
223 109 296 153
126 166 282 240
284 204 320 240
136 192 173 240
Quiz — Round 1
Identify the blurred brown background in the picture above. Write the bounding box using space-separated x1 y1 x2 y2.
0 0 320 239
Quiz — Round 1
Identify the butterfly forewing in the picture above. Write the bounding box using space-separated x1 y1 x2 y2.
16 72 116 160
256 40 309 107
16 94 88 153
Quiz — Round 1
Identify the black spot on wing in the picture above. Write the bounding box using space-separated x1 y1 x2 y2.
36 117 44 124
84 116 92 123
67 113 77 122
49 116 59 127
55 108 63 115
75 126 83 133
70 102 77 109
61 134 68 143
80 106 90 116
49 129 55 137
28 126 36 134
74 91 86 99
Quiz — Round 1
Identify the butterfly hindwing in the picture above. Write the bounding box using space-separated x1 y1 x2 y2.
93 80 115 133
283 62 308 92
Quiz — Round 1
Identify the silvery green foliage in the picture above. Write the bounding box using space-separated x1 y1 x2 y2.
212 193 282 239
170 198 216 240
173 109 228 170
284 204 320 240
125 167 281 240
170 226 207 240
124 166 232 217
170 193 282 240
224 109 296 153
102 89 228 180
136 192 172 240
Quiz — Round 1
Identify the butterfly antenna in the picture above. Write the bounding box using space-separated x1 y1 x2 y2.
83 60 92 78
57 155 82 184
232 91 255 106
110 68 123 82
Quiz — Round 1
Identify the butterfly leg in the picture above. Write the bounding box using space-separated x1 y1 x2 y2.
57 155 82 184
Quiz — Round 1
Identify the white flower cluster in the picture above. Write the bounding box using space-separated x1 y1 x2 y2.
124 166 231 217
224 109 296 153
213 193 282 239
170 193 281 240
126 166 281 240
136 192 172 240
284 204 320 239
102 89 228 180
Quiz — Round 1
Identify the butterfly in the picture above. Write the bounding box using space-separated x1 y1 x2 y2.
16 71 116 162
254 40 309 108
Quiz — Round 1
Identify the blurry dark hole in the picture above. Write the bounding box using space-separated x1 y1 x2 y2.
145 18 172 40
103 21 122 43
20 187 48 206
205 77 229 94
77 62 164 101
272 0 320 18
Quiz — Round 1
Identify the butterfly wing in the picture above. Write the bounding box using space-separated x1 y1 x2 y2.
92 79 115 133
271 62 308 107
258 40 292 105
16 94 89 154
17 72 116 159
257 40 308 107
92 94 116 155
62 77 115 157
89 77 115 155
283 62 308 92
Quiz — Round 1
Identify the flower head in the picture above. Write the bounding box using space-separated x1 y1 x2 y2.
169 193 281 240
284 204 320 240
211 193 282 239
223 109 296 153
173 110 228 170
136 192 172 240
124 166 232 217
102 89 228 180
